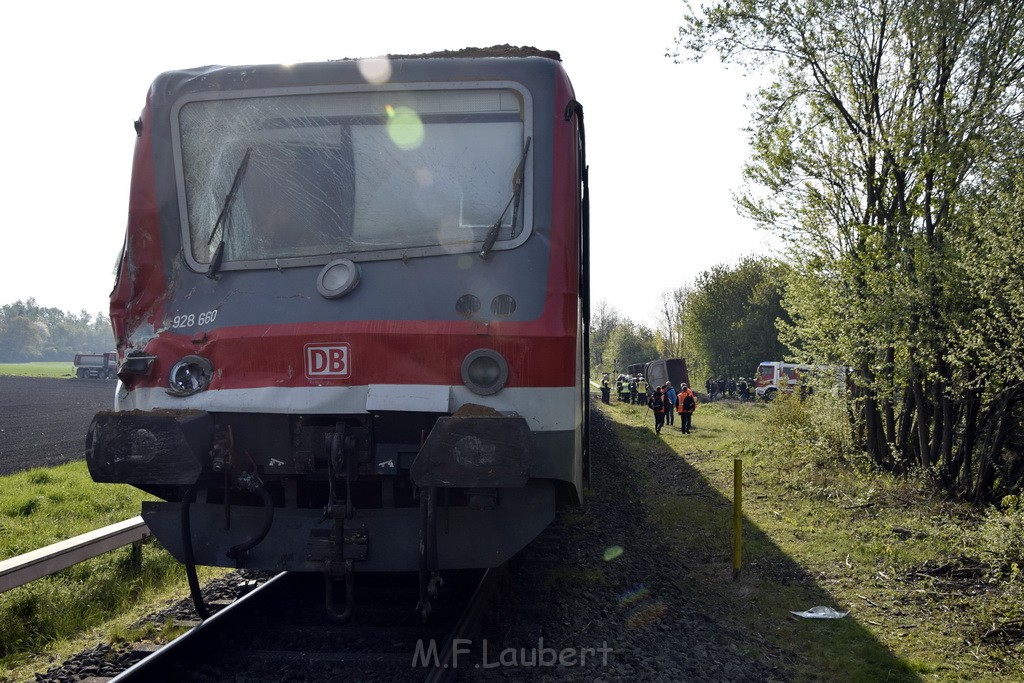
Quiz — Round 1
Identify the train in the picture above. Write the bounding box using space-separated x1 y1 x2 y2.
644 358 690 391
85 46 589 621
621 358 690 390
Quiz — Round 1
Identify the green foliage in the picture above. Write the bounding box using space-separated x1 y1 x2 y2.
653 285 691 360
675 0 1024 498
590 291 698 381
589 299 622 371
602 318 659 374
684 256 790 379
949 171 1024 404
0 299 113 363
762 392 857 470
975 495 1024 567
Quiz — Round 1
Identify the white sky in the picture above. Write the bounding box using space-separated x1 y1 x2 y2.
0 0 774 328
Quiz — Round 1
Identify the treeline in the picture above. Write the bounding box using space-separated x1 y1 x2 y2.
592 256 789 386
674 0 1024 500
0 299 114 362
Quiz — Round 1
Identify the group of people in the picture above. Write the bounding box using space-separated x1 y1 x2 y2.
599 373 698 435
704 377 753 402
645 381 697 435
612 373 650 405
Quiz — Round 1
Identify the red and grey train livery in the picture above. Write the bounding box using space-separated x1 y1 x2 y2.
86 48 589 618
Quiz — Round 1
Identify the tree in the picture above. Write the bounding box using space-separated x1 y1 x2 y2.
944 169 1024 497
684 257 790 380
0 316 49 361
605 321 659 373
0 300 114 362
676 0 1024 497
590 299 622 372
655 285 691 360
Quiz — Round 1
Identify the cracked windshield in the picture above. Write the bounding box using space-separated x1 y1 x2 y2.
177 87 527 266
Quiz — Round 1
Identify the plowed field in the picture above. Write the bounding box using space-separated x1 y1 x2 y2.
0 376 115 476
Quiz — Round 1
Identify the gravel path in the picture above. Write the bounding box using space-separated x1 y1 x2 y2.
521 407 782 681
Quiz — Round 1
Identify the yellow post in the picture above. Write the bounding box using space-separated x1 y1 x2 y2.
732 457 742 581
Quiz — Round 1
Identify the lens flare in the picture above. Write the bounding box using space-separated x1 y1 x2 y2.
625 600 668 629
357 56 392 84
385 105 425 150
603 545 625 561
618 585 650 607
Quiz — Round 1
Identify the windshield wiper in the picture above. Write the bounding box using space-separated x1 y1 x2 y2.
206 147 253 278
480 136 531 260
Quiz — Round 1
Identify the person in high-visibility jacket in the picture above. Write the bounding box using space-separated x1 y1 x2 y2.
636 377 649 405
677 383 697 434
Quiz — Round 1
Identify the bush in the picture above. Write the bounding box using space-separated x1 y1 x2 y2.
762 391 854 461
975 495 1024 570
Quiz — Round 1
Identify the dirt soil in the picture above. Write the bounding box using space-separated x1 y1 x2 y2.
0 376 115 476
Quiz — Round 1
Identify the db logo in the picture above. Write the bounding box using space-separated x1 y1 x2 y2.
305 343 351 379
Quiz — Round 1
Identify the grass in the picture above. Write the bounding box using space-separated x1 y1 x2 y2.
0 463 150 559
600 394 1024 681
0 362 73 379
0 462 219 682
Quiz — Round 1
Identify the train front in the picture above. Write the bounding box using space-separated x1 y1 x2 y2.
86 54 586 609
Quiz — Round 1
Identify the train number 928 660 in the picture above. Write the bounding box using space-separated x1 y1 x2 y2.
171 310 218 329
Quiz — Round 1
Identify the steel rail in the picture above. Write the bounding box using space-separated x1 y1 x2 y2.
424 564 506 683
107 571 289 682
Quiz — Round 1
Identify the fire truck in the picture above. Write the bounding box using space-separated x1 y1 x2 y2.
754 361 844 400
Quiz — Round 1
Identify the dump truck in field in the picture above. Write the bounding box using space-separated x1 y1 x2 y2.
73 352 117 379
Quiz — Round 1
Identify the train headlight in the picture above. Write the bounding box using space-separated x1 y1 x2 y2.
119 352 157 377
167 355 214 396
461 349 508 396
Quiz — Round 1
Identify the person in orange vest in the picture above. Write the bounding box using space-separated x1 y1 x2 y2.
677 382 697 434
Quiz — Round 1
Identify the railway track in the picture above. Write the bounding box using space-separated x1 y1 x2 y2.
105 567 504 682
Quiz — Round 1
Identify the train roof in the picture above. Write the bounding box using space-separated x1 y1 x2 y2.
148 47 569 99
377 45 561 61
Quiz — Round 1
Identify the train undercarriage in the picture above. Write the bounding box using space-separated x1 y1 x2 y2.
87 404 560 620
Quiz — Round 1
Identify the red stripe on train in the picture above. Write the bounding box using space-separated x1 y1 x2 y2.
136 321 577 390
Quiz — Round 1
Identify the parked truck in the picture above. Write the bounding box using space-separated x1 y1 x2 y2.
73 352 118 380
754 361 844 400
